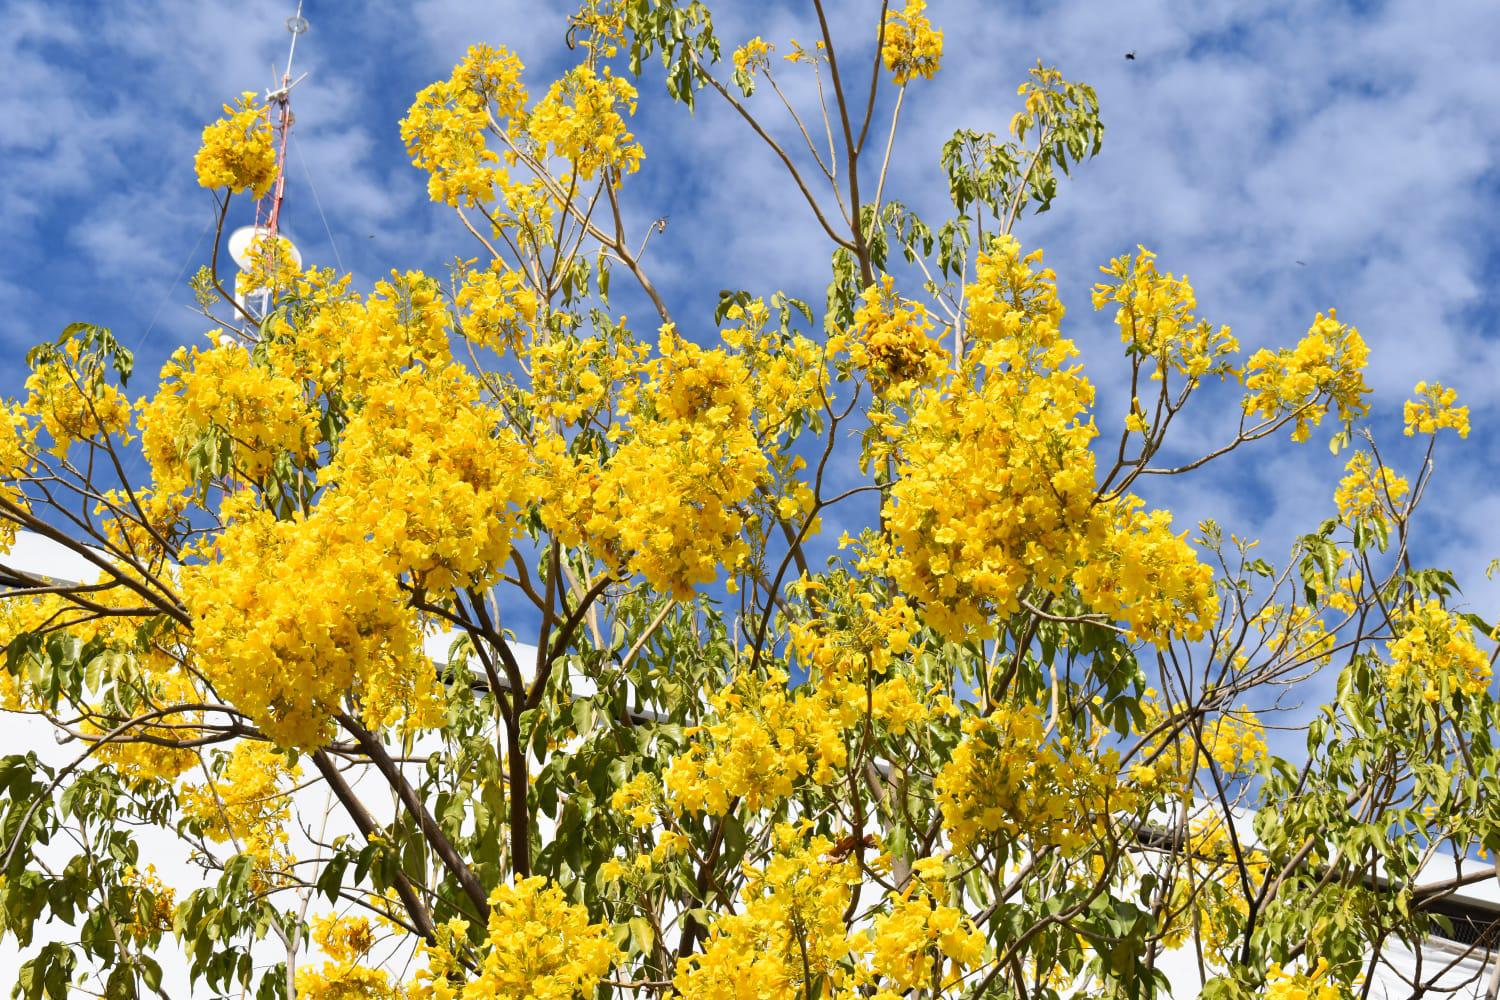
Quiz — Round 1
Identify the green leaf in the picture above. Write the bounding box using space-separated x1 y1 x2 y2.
628 915 654 955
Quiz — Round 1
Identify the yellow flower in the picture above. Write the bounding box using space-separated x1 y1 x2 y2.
0 405 34 551
839 275 947 396
674 825 858 998
935 705 1127 853
1093 246 1238 381
465 876 619 999
528 65 644 182
883 237 1130 639
733 36 774 76
22 338 133 457
1074 496 1218 647
1403 380 1469 437
182 497 438 748
881 0 943 85
182 741 300 871
1266 958 1351 1000
1333 450 1408 532
456 263 539 354
140 335 320 493
866 859 986 991
323 363 532 593
297 915 402 1000
402 45 526 207
663 668 855 816
1242 309 1370 442
536 327 767 599
265 269 454 395
789 571 920 682
195 92 277 197
610 772 659 830
1386 599 1491 703
233 232 301 301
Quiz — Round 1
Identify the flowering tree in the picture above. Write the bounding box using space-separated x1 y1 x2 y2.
1 2 1495 999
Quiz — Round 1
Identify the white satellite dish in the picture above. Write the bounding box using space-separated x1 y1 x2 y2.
228 225 302 271
227 225 302 325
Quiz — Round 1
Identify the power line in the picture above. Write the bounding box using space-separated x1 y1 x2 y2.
293 134 344 274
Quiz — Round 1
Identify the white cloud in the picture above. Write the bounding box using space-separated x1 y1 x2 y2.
2 0 1496 678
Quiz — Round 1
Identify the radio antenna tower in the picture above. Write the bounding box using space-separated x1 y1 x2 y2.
228 3 309 321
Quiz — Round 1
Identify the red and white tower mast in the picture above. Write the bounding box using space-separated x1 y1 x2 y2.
228 4 309 322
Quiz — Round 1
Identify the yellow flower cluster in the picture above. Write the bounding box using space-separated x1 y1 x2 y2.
409 920 469 1000
119 865 175 943
674 824 859 999
1386 599 1491 704
461 876 619 999
609 772 659 830
314 913 379 964
1321 566 1363 616
732 36 774 76
183 498 438 748
324 364 530 592
453 42 531 120
528 65 644 182
718 298 830 437
297 959 397 999
838 275 947 397
23 340 133 456
788 576 918 682
140 337 319 491
270 270 453 395
1264 958 1349 1000
0 406 35 550
865 858 986 992
935 705 1125 854
1157 814 1268 961
402 45 526 206
1092 247 1238 380
569 0 627 58
869 675 936 736
194 92 277 198
882 240 1100 638
1202 710 1268 775
1333 450 1407 532
1242 310 1370 442
527 328 646 425
663 668 856 815
234 232 302 300
1130 697 1266 798
1075 498 1218 646
455 263 539 354
881 0 944 86
89 685 203 787
1403 380 1469 438
94 485 190 564
964 236 1065 348
539 330 768 598
182 741 300 867
296 914 402 1000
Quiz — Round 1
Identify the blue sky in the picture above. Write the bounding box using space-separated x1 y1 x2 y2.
4 0 1500 663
